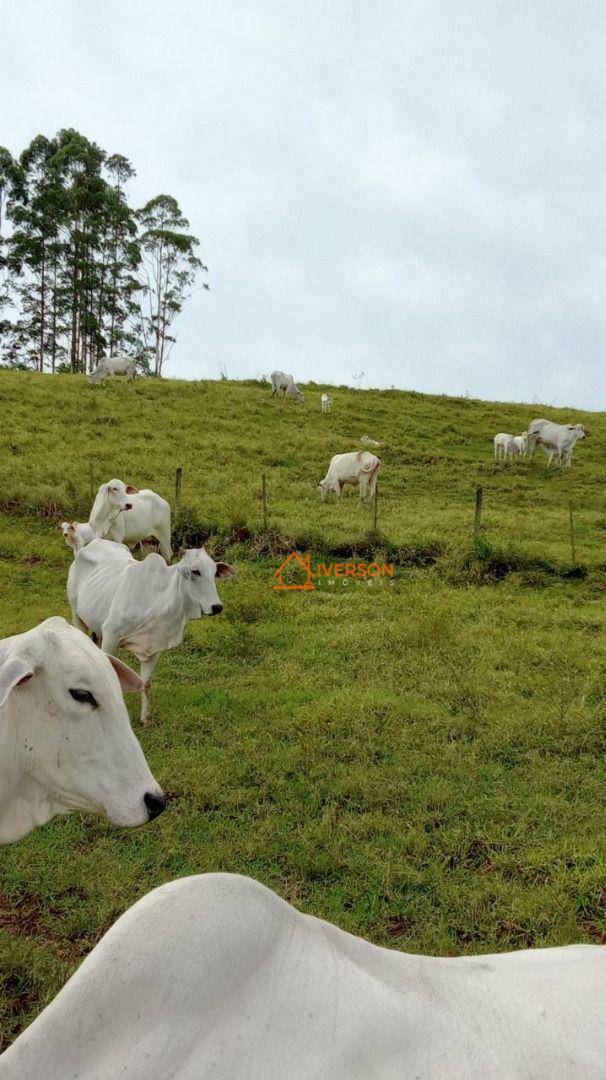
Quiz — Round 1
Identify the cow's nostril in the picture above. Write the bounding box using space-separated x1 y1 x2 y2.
144 792 166 820
211 604 223 616
125 503 133 510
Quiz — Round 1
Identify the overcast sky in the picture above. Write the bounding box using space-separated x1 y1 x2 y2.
3 1 606 408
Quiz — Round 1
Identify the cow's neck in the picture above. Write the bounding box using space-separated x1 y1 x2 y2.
173 569 205 624
0 754 59 845
89 505 122 539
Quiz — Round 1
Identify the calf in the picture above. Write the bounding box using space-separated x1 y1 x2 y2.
67 540 235 725
0 617 165 844
60 521 95 555
493 433 516 461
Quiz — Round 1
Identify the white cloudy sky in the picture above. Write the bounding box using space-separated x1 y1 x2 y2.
3 1 605 408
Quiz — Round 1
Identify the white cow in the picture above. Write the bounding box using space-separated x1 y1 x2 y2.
0 617 165 845
59 520 95 555
493 432 516 461
318 451 380 501
511 432 528 457
89 355 137 384
67 539 235 725
270 370 304 402
528 419 587 467
321 392 333 414
360 434 381 447
3 872 605 1079
89 479 172 562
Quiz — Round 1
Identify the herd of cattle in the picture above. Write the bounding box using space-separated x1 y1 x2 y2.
494 418 587 467
0 380 603 1077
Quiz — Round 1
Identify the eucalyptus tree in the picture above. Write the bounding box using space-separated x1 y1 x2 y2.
136 195 206 376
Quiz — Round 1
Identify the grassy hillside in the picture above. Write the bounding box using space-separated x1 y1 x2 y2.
1 370 606 1048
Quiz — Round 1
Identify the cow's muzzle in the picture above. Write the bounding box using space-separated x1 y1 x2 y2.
144 792 166 821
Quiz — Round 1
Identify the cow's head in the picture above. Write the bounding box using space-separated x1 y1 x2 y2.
101 479 136 512
0 618 165 844
569 424 587 439
177 548 236 616
59 521 77 550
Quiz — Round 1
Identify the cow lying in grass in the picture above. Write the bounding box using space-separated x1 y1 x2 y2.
2 872 605 1078
0 617 165 844
67 539 235 725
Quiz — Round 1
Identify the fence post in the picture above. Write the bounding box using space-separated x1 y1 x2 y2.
474 486 483 539
569 501 576 564
174 467 183 513
262 473 268 530
373 485 378 532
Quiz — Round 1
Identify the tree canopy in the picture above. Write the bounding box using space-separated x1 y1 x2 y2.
0 130 206 375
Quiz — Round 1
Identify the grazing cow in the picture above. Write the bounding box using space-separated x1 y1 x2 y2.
511 432 528 457
318 451 380 501
67 540 235 725
89 479 172 562
321 392 333 414
0 617 165 844
59 520 95 555
89 355 137 384
270 371 304 402
493 433 516 461
528 419 587 467
3 872 605 1079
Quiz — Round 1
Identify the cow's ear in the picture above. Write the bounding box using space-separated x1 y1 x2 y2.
125 485 139 494
216 562 236 579
107 655 144 694
0 658 34 709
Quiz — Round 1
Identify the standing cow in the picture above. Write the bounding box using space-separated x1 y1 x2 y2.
270 371 304 402
89 479 172 563
527 419 587 467
321 393 333 414
493 433 516 461
67 540 235 725
318 451 380 501
89 356 137 384
0 617 165 844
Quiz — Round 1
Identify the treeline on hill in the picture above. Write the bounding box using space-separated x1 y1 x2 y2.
0 130 206 376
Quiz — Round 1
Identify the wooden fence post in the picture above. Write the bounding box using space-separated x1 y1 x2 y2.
174 467 183 513
569 501 576 564
262 473 268 530
474 486 483 539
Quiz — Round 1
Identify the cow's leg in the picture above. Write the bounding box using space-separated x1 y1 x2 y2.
71 609 88 633
139 654 160 726
157 530 172 564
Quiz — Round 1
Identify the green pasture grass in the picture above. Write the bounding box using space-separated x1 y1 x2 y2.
1 370 606 1047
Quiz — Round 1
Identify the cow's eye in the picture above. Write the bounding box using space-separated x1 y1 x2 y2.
69 689 98 708
191 569 201 577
